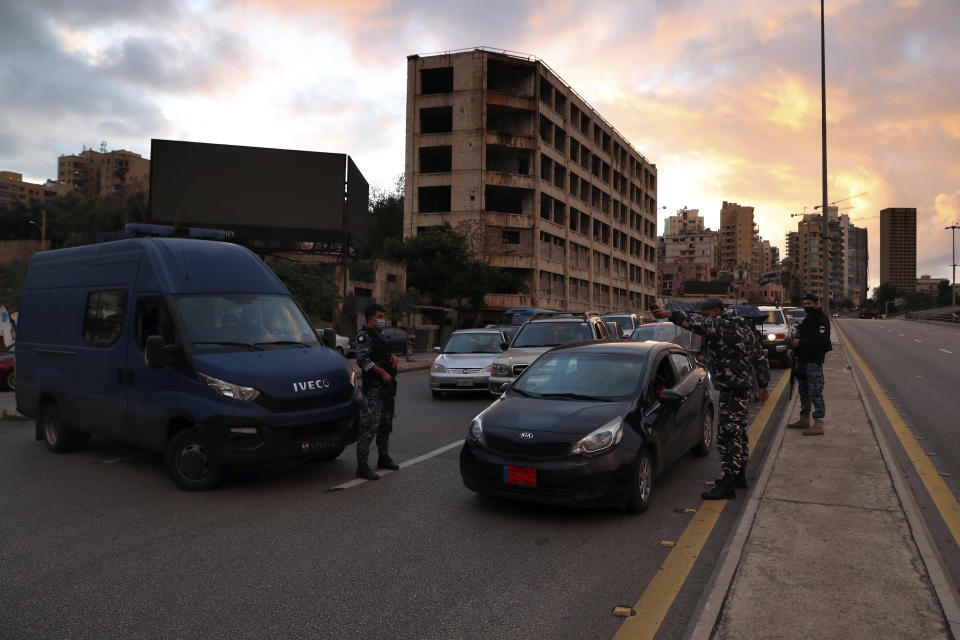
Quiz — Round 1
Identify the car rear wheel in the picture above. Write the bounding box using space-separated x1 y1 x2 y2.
165 428 223 491
626 449 654 513
40 402 89 452
693 407 715 456
2 369 14 391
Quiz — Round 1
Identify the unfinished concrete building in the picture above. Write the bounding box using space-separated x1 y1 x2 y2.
403 49 659 318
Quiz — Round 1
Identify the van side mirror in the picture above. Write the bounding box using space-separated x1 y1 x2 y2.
433 346 442 353
321 328 336 349
145 335 175 368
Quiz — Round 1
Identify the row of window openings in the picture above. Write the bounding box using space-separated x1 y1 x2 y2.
417 67 653 184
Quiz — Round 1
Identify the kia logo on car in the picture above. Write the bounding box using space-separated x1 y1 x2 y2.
519 432 534 440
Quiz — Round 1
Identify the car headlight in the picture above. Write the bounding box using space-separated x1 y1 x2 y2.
197 372 260 402
482 364 492 374
431 362 448 373
767 333 777 341
494 363 512 376
468 416 483 442
570 417 623 455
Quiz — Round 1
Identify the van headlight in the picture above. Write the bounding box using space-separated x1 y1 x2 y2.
570 417 623 455
197 372 260 402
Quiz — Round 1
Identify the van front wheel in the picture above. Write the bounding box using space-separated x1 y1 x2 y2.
165 428 223 491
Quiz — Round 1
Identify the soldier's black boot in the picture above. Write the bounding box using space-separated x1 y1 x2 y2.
702 476 736 500
714 472 748 490
356 461 380 480
377 455 400 471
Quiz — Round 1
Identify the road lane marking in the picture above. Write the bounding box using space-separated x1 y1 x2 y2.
898 333 905 336
941 349 954 354
326 439 464 492
836 325 960 550
914 339 923 343
613 373 788 640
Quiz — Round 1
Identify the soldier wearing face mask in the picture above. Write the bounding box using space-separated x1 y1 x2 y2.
354 302 400 480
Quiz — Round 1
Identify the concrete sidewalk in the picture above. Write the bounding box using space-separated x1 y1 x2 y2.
687 337 960 639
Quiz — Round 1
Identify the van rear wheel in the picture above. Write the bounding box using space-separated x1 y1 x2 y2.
40 402 88 452
165 428 223 491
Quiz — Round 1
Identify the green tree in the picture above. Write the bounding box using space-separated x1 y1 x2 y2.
0 263 27 310
388 288 421 326
364 175 405 259
872 282 900 313
936 279 953 306
265 258 340 322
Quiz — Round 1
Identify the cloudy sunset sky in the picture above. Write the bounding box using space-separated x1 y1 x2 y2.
2 0 958 289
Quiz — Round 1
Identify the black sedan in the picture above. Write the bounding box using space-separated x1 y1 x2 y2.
459 341 717 513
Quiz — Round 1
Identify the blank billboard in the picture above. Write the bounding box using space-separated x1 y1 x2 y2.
149 139 369 242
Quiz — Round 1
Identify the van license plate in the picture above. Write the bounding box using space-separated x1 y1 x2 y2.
504 465 536 487
456 378 473 387
302 439 338 452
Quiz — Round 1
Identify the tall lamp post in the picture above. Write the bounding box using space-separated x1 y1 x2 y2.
948 224 959 311
819 0 830 313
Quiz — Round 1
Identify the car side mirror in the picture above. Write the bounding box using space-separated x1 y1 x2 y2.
321 328 336 349
657 388 685 405
145 335 176 368
500 341 510 351
433 346 442 353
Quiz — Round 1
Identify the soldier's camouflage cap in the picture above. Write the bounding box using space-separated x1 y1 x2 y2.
699 296 724 311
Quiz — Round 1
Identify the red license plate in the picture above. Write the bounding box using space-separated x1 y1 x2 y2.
504 465 537 487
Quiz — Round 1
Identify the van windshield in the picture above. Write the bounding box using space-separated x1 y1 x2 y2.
175 294 320 351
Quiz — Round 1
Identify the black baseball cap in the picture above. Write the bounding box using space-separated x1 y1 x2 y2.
364 302 385 319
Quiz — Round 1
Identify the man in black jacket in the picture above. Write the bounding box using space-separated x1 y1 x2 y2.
786 293 832 436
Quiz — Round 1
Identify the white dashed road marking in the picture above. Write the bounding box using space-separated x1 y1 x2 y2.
940 348 954 354
327 439 464 492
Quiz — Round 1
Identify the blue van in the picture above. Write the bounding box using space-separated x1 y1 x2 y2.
15 232 361 490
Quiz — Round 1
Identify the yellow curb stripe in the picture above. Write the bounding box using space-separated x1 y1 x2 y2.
837 323 960 547
613 373 789 639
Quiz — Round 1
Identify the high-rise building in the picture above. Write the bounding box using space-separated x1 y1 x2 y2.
719 201 755 282
880 208 917 293
57 147 150 199
848 225 868 306
663 208 704 235
657 229 719 297
404 49 659 316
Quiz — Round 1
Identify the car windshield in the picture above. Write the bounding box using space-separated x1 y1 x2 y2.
443 332 503 354
763 311 785 324
511 322 592 348
512 352 645 401
175 294 320 351
786 310 806 322
605 315 635 331
632 324 676 341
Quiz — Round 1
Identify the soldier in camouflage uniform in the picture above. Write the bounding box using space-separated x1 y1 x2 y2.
653 297 770 499
354 302 400 480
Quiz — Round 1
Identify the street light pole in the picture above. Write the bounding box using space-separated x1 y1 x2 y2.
948 224 959 311
820 0 830 313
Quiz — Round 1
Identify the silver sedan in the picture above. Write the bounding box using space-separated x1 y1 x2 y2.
430 329 508 398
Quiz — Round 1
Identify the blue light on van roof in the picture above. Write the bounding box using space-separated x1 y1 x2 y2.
125 223 226 241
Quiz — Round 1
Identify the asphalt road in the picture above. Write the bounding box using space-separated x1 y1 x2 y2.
838 318 960 585
0 367 784 640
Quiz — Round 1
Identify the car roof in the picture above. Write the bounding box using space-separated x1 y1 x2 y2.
526 317 593 324
546 339 677 357
451 328 504 334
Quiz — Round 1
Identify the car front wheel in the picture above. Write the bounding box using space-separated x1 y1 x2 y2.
693 407 715 456
626 449 654 513
2 369 14 391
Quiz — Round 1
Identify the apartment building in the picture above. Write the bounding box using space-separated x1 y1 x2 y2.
880 207 917 293
404 49 659 317
719 201 755 283
848 225 868 306
0 171 46 209
663 208 704 235
57 147 150 199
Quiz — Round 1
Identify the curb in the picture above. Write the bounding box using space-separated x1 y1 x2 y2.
683 391 796 640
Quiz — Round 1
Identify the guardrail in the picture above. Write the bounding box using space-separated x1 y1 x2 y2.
905 306 960 324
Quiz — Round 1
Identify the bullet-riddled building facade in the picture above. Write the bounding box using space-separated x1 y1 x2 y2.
404 49 659 316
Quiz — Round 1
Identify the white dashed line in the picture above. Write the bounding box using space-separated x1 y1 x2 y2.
914 339 923 343
940 348 954 354
898 333 905 336
327 439 464 492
